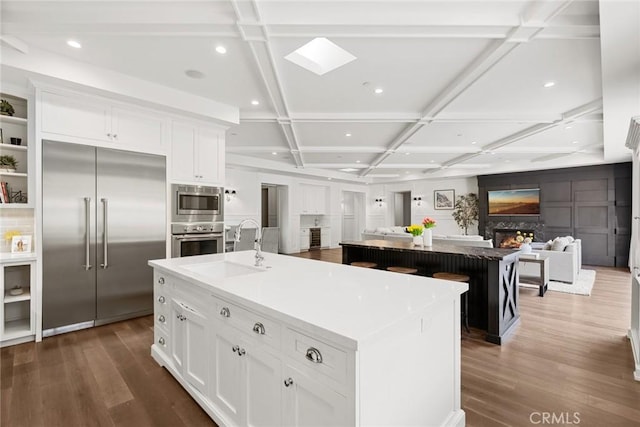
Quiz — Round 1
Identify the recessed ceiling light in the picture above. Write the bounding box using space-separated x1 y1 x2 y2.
285 37 356 75
405 152 410 155
543 81 556 88
271 152 277 155
565 125 573 130
328 177 332 180
405 171 410 174
430 160 435 163
356 160 361 163
345 133 352 137
572 140 579 144
251 100 260 106
340 168 358 172
471 141 477 145
374 88 384 94
67 40 82 49
490 151 496 155
215 45 227 54
185 69 205 79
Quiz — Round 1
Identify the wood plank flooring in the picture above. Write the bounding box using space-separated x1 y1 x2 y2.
2 248 639 426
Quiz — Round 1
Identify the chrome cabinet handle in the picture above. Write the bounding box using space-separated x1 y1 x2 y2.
158 337 165 345
158 315 165 323
252 322 265 335
220 307 230 317
158 277 165 285
83 197 92 270
238 348 246 357
284 378 293 387
305 347 323 364
232 345 239 353
158 296 165 303
113 134 118 140
100 198 109 269
107 133 112 138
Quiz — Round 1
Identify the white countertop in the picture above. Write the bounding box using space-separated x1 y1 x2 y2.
149 251 467 348
0 252 36 264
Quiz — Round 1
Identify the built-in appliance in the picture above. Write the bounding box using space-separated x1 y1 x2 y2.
310 227 321 250
171 222 224 257
171 184 223 223
42 141 166 337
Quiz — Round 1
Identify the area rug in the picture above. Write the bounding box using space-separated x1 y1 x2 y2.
547 269 596 296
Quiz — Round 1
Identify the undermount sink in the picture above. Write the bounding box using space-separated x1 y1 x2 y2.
181 261 265 280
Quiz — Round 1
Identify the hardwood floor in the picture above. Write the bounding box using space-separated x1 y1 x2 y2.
2 248 639 426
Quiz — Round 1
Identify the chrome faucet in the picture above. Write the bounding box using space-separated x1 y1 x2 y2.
235 219 264 267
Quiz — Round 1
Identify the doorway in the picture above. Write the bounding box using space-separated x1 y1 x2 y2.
393 191 411 226
342 191 366 241
261 183 289 253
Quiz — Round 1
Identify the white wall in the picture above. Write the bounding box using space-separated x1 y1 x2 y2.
225 168 368 253
366 177 479 236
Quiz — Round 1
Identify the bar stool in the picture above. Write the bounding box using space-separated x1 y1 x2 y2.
351 262 377 268
387 266 418 274
433 272 470 333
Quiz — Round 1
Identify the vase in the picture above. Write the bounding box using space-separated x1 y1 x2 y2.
412 235 422 246
519 242 532 253
422 228 432 246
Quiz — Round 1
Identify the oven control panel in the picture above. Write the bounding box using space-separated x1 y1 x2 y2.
171 222 224 234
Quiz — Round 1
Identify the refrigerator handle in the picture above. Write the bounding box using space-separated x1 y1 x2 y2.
83 197 93 271
101 198 109 269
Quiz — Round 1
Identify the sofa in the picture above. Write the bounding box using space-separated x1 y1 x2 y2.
361 227 493 248
519 237 582 283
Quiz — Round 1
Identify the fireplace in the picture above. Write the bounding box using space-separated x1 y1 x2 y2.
494 229 535 249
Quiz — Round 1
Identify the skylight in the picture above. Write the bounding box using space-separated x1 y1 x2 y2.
285 37 356 76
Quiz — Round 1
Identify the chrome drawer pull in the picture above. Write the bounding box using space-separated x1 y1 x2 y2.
252 322 265 335
284 378 294 387
232 345 239 353
158 337 165 345
238 348 246 357
158 296 165 304
305 347 323 364
220 307 230 318
158 315 165 323
158 277 165 285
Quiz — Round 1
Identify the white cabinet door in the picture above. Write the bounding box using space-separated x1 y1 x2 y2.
242 339 282 427
112 106 165 152
171 123 197 183
183 303 209 394
282 364 349 427
41 91 110 143
170 300 185 372
321 228 331 248
314 186 327 215
300 229 310 251
211 326 243 425
197 126 224 185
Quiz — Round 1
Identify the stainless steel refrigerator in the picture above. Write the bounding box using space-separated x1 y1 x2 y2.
42 141 166 336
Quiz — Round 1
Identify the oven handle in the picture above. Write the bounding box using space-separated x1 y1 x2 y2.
173 233 224 242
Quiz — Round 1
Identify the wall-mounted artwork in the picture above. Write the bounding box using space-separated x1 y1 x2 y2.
434 189 455 210
488 189 540 215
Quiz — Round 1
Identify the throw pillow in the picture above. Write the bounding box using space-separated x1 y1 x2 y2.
543 240 553 250
564 235 575 243
551 237 569 252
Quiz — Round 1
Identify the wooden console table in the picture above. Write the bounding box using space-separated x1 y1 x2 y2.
519 255 549 297
340 240 521 345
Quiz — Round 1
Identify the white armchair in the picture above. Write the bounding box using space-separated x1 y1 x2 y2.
520 239 582 283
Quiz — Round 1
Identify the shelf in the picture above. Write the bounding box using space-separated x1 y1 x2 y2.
0 115 27 126
0 203 31 209
0 171 27 178
0 144 27 152
4 288 30 303
3 318 31 340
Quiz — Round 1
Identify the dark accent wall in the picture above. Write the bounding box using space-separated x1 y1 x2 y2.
478 163 632 267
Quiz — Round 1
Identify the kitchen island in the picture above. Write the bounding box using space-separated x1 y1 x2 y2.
149 251 467 427
340 240 521 345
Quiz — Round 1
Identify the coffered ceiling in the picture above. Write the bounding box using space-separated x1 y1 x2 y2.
1 0 637 183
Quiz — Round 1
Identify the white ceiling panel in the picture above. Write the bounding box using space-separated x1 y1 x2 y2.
405 122 532 148
294 122 407 148
302 152 378 165
505 121 603 150
227 122 288 148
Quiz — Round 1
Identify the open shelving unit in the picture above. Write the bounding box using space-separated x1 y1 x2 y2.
0 93 30 206
1 259 35 345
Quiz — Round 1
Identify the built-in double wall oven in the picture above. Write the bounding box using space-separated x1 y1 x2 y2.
171 184 225 257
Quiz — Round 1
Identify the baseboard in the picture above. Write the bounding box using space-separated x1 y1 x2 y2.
441 409 465 427
629 328 640 381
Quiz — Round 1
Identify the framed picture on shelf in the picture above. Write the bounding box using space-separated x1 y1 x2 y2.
11 235 32 253
434 189 455 210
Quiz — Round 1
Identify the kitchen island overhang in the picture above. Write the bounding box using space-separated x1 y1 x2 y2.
149 251 467 427
340 239 521 345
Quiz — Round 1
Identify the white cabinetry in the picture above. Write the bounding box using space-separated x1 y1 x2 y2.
321 228 331 248
0 93 32 207
1 258 36 346
171 121 225 186
39 89 167 154
300 228 310 251
300 184 328 214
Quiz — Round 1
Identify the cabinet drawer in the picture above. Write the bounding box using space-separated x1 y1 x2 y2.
284 329 348 385
154 289 170 317
213 297 281 348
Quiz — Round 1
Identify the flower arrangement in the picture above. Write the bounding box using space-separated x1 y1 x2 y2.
406 224 424 237
4 230 20 242
422 217 436 229
515 231 534 243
